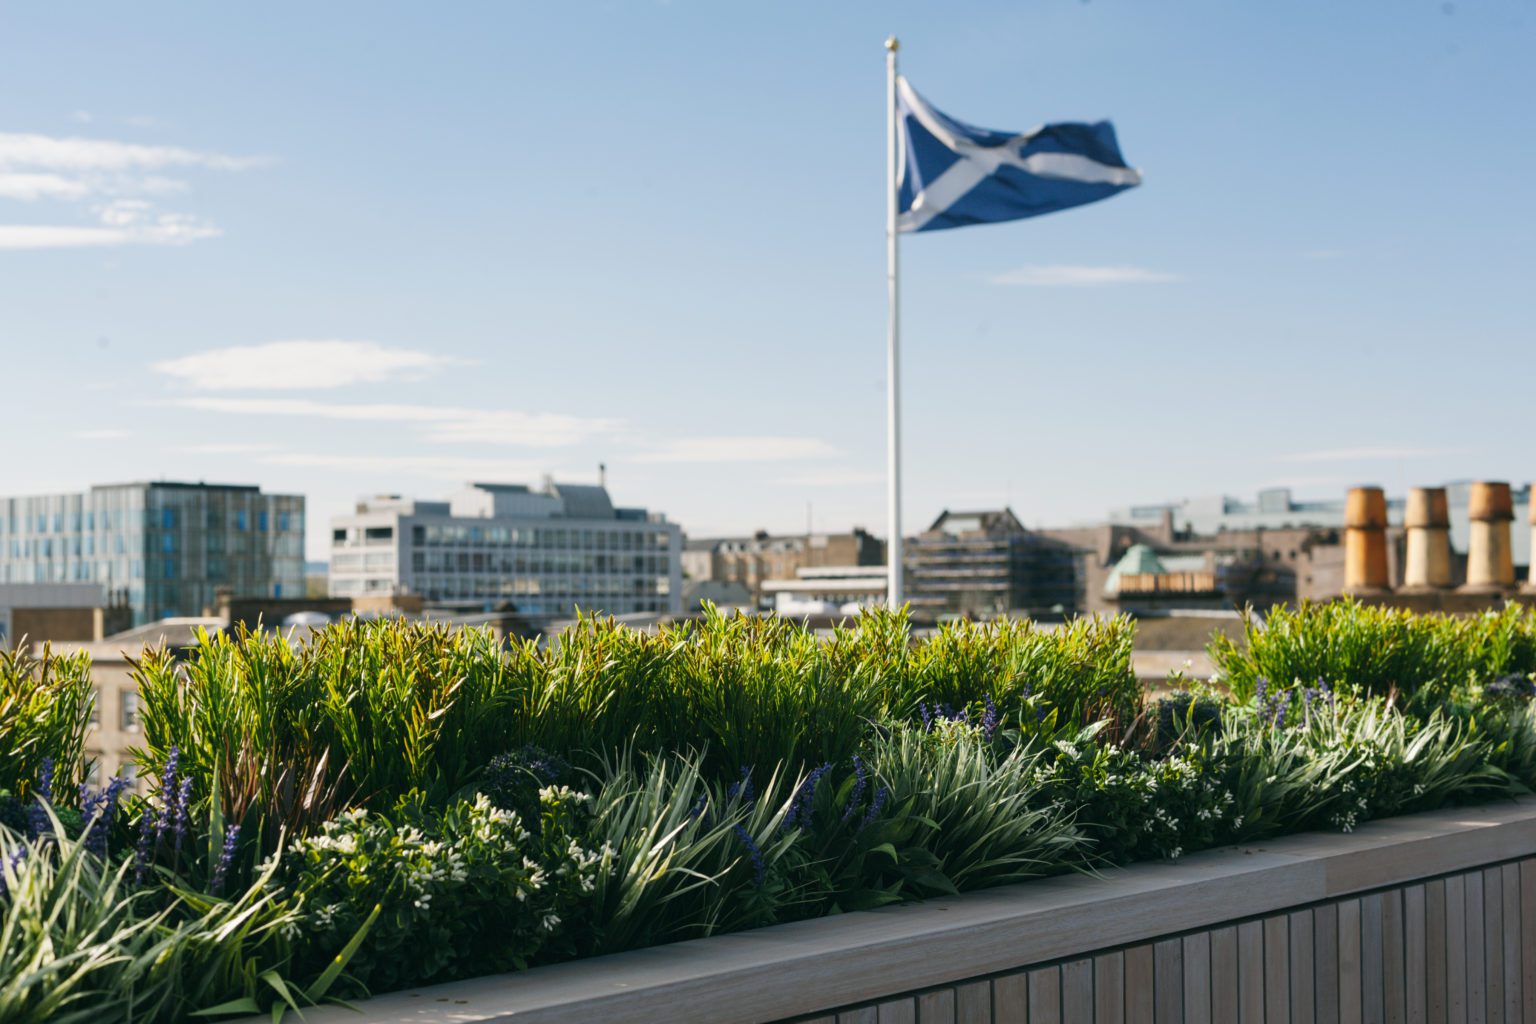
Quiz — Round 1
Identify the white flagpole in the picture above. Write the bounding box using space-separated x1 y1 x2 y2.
884 36 904 610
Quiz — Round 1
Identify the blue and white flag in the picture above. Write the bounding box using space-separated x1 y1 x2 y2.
896 77 1141 233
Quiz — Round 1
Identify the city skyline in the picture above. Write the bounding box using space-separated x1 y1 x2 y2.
3 2 1532 561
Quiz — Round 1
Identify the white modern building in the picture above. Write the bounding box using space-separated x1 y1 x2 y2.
329 481 683 620
762 565 888 616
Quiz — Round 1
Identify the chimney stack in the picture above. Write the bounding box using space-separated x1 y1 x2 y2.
1461 481 1515 593
1344 485 1390 595
1401 487 1453 590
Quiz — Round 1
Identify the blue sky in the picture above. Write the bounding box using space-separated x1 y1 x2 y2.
1 1 1531 560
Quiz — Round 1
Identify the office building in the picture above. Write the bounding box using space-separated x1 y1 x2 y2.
682 528 885 608
906 509 1083 619
329 480 683 619
0 482 304 626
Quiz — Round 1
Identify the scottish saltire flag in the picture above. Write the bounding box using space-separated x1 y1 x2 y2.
896 77 1141 233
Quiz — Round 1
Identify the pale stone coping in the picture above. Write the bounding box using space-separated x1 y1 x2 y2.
273 800 1536 1024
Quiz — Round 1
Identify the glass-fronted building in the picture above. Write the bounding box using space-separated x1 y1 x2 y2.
329 481 682 619
0 482 305 626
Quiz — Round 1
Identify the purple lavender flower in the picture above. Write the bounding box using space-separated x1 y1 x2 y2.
27 758 54 840
77 775 132 857
155 747 181 846
171 777 193 862
0 846 26 899
726 766 754 804
859 785 889 832
731 825 766 889
841 755 868 823
211 823 241 896
133 801 158 885
918 702 932 730
782 762 832 831
981 695 999 741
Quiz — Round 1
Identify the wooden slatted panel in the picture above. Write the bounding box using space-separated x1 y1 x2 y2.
1425 879 1447 1024
953 980 989 1024
776 857 1536 1024
1522 860 1536 1024
1447 873 1468 1024
1212 925 1240 1024
1468 870 1487 1024
1484 868 1504 1024
1403 884 1426 1024
1154 938 1183 1024
1126 944 1155 1024
993 972 1028 1024
1500 863 1520 1024
1265 914 1291 1023
1292 909 1318 1024
916 989 954 1024
1341 898 1364 1024
1239 919 1265 1024
1383 888 1406 1024
1096 951 1126 1024
1062 959 1093 1022
1362 892 1384 1024
1184 931 1212 1024
1029 967 1061 1024
1317 903 1341 1024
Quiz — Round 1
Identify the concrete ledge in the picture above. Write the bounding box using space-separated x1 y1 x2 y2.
278 799 1536 1024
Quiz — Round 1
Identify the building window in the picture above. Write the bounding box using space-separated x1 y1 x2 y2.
259 511 269 532
237 511 248 531
121 691 140 732
89 687 101 727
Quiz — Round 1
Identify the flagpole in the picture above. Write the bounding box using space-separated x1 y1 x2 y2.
884 36 904 611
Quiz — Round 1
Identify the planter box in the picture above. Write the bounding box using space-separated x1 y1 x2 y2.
279 800 1536 1024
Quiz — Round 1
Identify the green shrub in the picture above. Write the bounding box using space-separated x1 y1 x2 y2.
0 646 92 800
869 721 1084 892
904 615 1140 737
0 813 346 1024
1036 726 1238 864
281 788 601 994
1218 692 1514 838
584 754 809 953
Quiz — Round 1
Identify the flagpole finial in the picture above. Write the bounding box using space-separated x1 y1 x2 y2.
885 36 899 52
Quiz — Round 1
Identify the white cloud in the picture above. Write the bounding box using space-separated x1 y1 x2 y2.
634 437 840 463
0 132 259 175
155 340 462 391
0 173 91 201
989 264 1181 287
1278 446 1463 464
0 131 260 250
0 215 220 250
74 428 128 440
169 395 619 447
260 452 552 482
